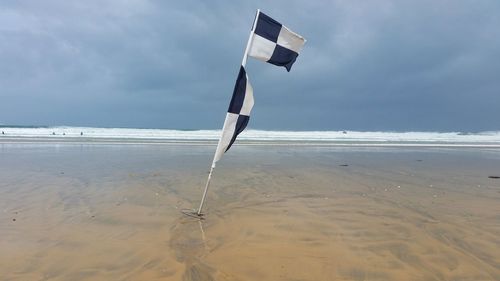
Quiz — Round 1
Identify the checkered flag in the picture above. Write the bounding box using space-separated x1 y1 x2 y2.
212 10 305 166
213 66 254 163
196 10 306 216
248 12 306 72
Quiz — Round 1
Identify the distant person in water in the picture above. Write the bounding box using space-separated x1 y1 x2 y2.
80 132 83 136
52 132 55 135
1 131 4 135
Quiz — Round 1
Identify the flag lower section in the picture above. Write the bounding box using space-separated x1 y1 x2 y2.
248 12 306 72
213 66 254 166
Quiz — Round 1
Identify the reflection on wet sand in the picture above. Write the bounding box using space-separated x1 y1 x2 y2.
170 218 214 281
0 145 499 280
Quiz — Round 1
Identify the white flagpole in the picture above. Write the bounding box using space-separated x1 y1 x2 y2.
196 9 260 216
241 9 260 68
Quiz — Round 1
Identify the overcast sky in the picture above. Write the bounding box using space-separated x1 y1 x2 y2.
1 1 499 131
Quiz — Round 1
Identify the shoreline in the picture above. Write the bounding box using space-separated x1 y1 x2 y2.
2 136 500 148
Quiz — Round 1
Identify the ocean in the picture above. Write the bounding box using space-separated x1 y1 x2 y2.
1 126 500 146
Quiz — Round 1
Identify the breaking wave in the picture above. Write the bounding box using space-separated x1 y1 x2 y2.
1 126 500 145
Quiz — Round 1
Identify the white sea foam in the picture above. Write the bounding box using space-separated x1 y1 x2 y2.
1 126 500 145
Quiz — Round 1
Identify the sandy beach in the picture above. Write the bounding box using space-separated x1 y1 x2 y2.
1 143 499 280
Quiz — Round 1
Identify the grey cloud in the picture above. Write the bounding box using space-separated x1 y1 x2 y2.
1 0 499 131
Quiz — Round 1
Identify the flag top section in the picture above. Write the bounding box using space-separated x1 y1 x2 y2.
248 12 306 71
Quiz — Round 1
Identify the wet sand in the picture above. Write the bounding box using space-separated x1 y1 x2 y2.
1 144 499 280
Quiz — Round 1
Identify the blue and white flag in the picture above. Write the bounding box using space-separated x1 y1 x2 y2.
248 12 306 72
212 11 305 166
195 10 305 215
213 66 254 164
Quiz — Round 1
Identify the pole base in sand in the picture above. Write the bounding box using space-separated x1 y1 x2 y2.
181 209 205 219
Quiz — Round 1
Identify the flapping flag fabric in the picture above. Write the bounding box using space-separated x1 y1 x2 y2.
213 11 306 166
195 9 305 216
211 11 305 167
213 66 254 164
248 12 306 71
